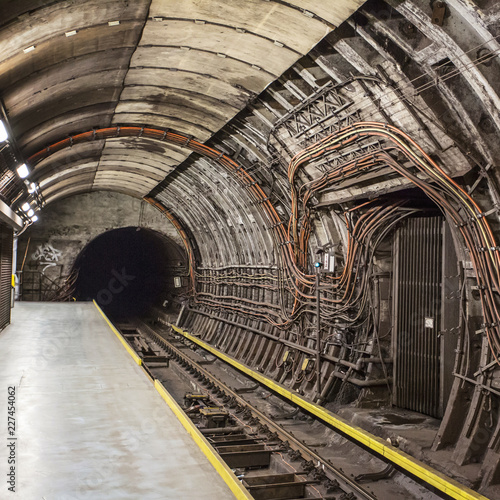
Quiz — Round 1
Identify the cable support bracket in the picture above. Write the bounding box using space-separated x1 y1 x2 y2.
267 221 284 230
477 323 499 335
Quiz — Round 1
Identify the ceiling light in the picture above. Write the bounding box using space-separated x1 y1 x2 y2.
21 202 30 212
0 121 7 142
16 164 29 179
65 30 77 37
27 209 34 217
23 46 35 54
31 215 38 223
28 182 37 193
108 21 120 26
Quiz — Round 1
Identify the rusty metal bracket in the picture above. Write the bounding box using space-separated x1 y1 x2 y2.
432 2 446 26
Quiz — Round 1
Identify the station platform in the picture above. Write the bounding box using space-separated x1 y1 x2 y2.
0 302 235 499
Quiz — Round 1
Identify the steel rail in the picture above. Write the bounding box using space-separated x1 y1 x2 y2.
168 323 488 500
135 320 377 500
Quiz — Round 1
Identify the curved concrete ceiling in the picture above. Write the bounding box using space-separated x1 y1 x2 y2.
0 0 365 202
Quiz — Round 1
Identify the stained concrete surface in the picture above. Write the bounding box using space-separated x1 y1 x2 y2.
0 302 235 499
16 190 185 301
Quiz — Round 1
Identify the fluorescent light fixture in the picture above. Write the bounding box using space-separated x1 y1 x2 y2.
21 202 30 212
0 120 7 142
31 215 39 222
23 45 35 54
27 209 34 217
65 30 77 37
17 164 29 179
108 20 120 26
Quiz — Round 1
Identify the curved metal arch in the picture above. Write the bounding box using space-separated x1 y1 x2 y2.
26 125 282 263
165 169 257 265
159 181 241 266
188 157 271 263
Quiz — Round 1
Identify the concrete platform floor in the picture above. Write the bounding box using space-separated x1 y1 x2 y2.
0 302 235 500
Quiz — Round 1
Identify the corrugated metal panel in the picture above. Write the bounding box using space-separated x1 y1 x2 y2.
0 222 12 330
393 216 443 418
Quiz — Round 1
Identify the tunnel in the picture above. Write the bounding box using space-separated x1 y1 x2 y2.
71 227 186 321
0 0 499 497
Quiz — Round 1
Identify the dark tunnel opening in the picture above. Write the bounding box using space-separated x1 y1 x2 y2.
71 227 187 322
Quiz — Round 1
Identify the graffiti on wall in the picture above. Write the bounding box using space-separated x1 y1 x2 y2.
32 243 62 272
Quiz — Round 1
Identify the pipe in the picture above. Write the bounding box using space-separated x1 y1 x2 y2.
316 270 321 396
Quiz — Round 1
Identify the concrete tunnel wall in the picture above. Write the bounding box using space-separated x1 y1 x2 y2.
16 191 188 312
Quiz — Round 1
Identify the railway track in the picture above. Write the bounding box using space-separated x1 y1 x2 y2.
114 317 449 500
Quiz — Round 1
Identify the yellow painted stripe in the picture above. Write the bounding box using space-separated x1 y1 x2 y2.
93 300 142 366
93 302 251 498
154 379 253 500
172 325 487 500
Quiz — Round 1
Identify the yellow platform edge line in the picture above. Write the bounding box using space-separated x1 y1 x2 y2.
93 300 142 366
171 324 487 500
154 380 253 500
93 302 251 499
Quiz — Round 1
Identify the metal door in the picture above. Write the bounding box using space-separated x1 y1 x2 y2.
0 222 13 330
393 216 443 417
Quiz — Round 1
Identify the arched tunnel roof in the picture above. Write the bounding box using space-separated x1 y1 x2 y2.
1 0 499 268
0 0 365 202
5 3 500 491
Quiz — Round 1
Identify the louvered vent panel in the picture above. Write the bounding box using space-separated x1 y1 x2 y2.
394 216 443 417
